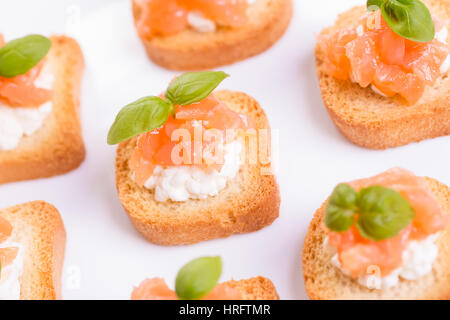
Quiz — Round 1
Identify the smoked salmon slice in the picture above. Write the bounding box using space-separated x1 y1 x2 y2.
131 278 242 300
327 168 450 277
0 35 52 107
130 94 253 186
182 0 249 28
0 216 12 243
131 278 178 300
134 0 249 38
134 0 188 38
318 11 449 104
0 247 19 269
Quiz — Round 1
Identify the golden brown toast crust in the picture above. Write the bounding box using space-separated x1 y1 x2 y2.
0 201 66 300
0 36 85 184
302 177 450 300
315 0 450 149
226 276 280 300
115 90 280 245
132 0 293 70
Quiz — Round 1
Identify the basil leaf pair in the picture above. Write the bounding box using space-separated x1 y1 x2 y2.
0 35 51 78
325 184 415 241
367 0 435 42
175 256 222 300
107 71 229 145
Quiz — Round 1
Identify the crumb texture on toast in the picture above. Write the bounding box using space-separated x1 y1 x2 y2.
0 35 85 184
116 90 280 245
302 178 450 300
133 0 293 70
0 201 66 300
227 276 280 300
315 0 450 149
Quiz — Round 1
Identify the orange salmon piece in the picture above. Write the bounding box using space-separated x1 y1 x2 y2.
0 246 19 268
181 0 249 28
0 217 12 243
131 278 242 300
329 225 412 277
202 283 242 300
345 32 378 88
134 0 249 38
130 94 252 185
131 278 178 300
318 29 358 80
318 11 449 104
328 168 450 277
0 57 52 107
134 0 188 38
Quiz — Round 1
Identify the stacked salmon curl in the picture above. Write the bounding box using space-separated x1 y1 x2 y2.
134 0 250 38
326 168 450 288
318 11 449 104
130 94 254 186
0 35 51 107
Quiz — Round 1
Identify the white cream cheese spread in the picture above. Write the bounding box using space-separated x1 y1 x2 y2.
327 233 440 290
188 11 216 33
140 140 243 202
0 242 24 300
0 64 54 151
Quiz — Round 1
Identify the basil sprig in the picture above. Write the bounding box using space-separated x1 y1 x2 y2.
367 0 435 42
0 35 51 78
175 256 222 300
325 184 415 241
107 71 229 145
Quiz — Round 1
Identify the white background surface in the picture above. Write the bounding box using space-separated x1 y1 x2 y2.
0 0 448 300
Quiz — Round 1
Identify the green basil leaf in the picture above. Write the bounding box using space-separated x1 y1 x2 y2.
175 256 222 300
381 0 435 42
165 71 229 106
0 35 51 78
325 184 358 232
367 0 384 11
356 186 415 241
107 96 170 145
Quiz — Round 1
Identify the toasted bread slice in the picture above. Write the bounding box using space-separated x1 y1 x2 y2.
0 201 66 300
302 177 450 300
116 90 280 245
226 276 280 300
315 0 450 149
132 0 293 70
0 36 85 184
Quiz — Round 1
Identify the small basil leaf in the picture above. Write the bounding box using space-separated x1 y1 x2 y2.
367 0 384 11
107 96 170 145
0 35 51 78
356 186 415 241
165 71 229 106
381 0 435 42
175 257 222 300
325 184 358 232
